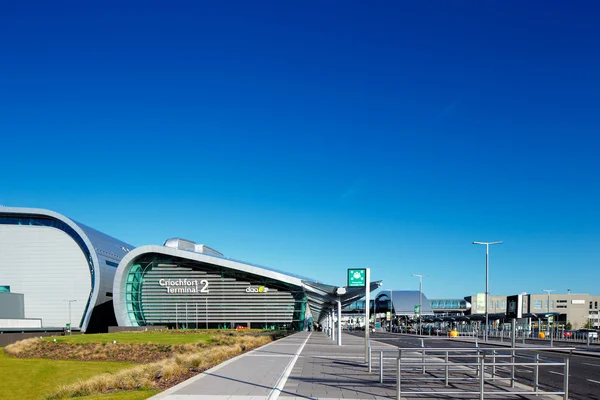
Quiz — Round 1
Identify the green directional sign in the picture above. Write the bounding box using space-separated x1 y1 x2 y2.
347 268 366 287
548 315 554 323
414 305 420 316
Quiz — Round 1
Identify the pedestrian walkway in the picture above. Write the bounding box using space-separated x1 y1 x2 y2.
151 331 560 400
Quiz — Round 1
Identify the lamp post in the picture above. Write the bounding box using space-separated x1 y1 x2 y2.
473 241 502 342
66 300 76 335
412 274 429 335
390 289 394 332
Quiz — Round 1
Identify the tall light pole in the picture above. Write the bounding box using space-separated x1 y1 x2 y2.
66 300 76 335
543 289 555 333
473 241 502 342
390 289 394 332
412 274 429 335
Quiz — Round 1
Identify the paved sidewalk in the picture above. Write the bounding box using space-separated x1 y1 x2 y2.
151 331 559 400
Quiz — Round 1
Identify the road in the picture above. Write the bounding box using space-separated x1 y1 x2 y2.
350 331 600 400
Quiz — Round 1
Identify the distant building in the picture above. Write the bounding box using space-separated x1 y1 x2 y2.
464 293 600 330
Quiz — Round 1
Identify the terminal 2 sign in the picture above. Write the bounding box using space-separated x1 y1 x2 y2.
159 278 209 294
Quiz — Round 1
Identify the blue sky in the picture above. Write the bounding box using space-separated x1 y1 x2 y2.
1 2 599 299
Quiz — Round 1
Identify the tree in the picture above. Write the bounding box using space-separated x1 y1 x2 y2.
565 321 572 331
583 318 595 329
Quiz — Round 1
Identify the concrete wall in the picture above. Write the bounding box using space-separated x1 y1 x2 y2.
0 319 42 328
0 293 24 319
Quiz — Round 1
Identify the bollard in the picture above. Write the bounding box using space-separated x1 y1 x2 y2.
380 351 384 383
445 351 449 386
534 353 539 392
492 350 496 378
367 341 371 373
563 356 569 400
511 349 515 388
479 355 485 400
476 350 480 377
422 349 426 374
396 356 402 400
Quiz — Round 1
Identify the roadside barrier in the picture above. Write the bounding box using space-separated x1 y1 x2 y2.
369 345 573 400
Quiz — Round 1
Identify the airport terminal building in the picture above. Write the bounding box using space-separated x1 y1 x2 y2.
0 207 133 332
112 238 377 331
1 207 377 332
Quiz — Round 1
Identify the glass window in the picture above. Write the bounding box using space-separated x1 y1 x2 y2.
501 300 506 309
534 300 542 309
591 301 593 309
596 301 598 309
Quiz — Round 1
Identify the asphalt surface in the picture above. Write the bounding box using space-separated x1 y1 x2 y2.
349 331 600 400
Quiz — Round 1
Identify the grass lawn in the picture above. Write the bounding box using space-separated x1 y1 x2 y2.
78 390 158 400
46 331 215 345
0 349 138 400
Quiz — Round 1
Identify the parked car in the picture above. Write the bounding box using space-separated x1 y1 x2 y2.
562 330 573 338
576 329 599 339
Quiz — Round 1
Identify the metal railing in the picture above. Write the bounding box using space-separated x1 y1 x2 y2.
369 345 573 400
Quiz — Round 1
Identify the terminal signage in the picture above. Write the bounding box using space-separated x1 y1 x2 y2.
246 286 269 293
159 278 209 294
414 305 420 316
347 268 366 287
506 294 522 319
386 311 391 321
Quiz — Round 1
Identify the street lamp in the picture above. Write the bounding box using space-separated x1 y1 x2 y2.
389 289 394 332
473 241 502 342
412 274 429 335
65 300 77 335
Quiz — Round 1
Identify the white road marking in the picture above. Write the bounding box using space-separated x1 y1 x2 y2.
268 332 311 400
584 362 600 367
587 379 600 384
549 371 564 376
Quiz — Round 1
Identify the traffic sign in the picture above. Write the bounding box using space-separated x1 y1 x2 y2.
506 294 523 319
548 315 554 323
347 268 366 287
414 305 420 316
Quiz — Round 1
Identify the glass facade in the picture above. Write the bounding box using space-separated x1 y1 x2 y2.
430 300 468 310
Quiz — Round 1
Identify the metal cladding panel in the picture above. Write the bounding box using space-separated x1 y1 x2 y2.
137 266 295 325
0 207 135 331
0 225 91 328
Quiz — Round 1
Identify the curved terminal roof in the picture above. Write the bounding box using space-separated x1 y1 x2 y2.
376 290 435 316
0 207 133 331
113 243 381 325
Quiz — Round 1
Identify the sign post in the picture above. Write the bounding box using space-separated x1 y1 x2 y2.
506 294 522 388
547 315 554 347
348 268 369 362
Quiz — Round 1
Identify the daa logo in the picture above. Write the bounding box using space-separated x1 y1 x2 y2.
246 286 269 293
